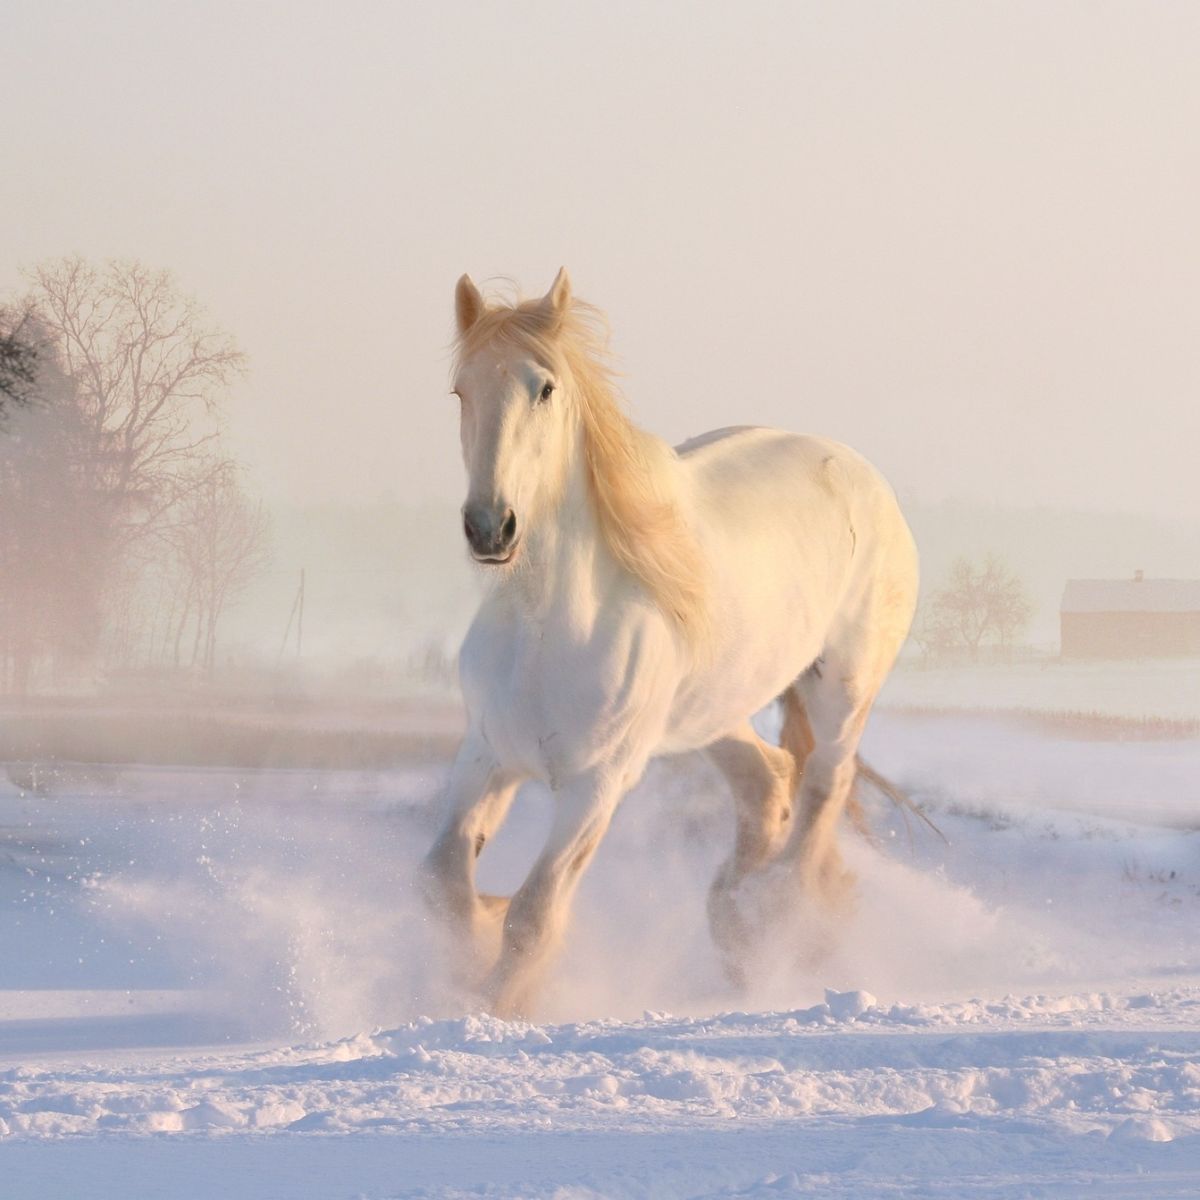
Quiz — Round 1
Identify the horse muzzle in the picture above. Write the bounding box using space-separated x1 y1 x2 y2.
463 503 520 563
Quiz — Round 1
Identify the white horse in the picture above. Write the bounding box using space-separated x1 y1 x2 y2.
422 269 919 1017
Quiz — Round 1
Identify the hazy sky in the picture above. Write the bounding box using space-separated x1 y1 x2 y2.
4 0 1198 520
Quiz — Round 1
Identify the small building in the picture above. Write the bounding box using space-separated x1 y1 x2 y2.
1060 572 1200 659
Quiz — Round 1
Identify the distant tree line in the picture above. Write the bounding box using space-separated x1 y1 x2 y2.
0 258 270 694
912 553 1034 664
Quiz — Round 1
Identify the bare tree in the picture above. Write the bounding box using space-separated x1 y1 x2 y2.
979 554 1034 651
0 339 106 692
909 600 959 664
0 305 41 419
922 553 1034 663
166 463 272 674
2 260 271 690
23 257 245 545
934 557 992 659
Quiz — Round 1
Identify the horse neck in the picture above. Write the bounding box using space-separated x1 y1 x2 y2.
510 428 620 625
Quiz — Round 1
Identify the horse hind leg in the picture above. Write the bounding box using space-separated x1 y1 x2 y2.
778 687 876 841
787 555 917 913
783 653 882 918
705 717 803 987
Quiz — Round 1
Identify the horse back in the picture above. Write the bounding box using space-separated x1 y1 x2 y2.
661 425 916 748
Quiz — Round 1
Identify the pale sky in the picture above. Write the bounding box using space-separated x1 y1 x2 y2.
4 0 1198 521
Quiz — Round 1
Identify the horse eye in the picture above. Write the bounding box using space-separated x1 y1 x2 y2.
539 382 555 402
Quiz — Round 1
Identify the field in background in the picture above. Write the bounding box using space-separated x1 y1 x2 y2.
0 694 464 772
0 656 1195 776
884 655 1200 724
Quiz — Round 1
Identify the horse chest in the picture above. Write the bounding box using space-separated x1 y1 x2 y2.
460 604 672 784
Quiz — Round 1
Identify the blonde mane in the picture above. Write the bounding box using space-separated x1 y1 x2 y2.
454 294 709 650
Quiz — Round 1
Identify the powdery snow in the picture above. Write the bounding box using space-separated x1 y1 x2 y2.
2 990 1200 1197
0 707 1197 1197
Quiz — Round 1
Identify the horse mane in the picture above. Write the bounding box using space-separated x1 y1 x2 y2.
454 292 709 651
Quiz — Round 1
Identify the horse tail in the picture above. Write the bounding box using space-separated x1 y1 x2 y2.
855 757 948 846
779 687 945 845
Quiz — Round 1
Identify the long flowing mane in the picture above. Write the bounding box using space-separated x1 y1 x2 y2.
454 294 709 649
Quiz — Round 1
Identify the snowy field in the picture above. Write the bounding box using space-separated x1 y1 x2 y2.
1 708 1198 1197
881 657 1200 724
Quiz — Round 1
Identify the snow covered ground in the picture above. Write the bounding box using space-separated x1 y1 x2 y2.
0 708 1197 1197
880 657 1200 723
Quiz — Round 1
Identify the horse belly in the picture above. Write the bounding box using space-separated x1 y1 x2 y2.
659 588 830 754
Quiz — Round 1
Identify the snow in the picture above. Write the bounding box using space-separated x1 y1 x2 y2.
880 657 1200 722
1 704 1198 1197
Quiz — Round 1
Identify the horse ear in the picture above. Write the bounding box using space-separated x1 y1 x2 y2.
540 267 571 321
455 274 485 336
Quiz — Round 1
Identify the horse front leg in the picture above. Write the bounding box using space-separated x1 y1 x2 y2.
421 735 523 986
484 765 623 1018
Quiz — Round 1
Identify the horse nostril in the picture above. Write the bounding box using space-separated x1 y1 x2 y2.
463 505 516 557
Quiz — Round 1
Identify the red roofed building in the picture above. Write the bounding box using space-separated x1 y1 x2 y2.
1060 572 1200 659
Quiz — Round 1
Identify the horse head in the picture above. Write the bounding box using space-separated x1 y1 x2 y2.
450 268 576 566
